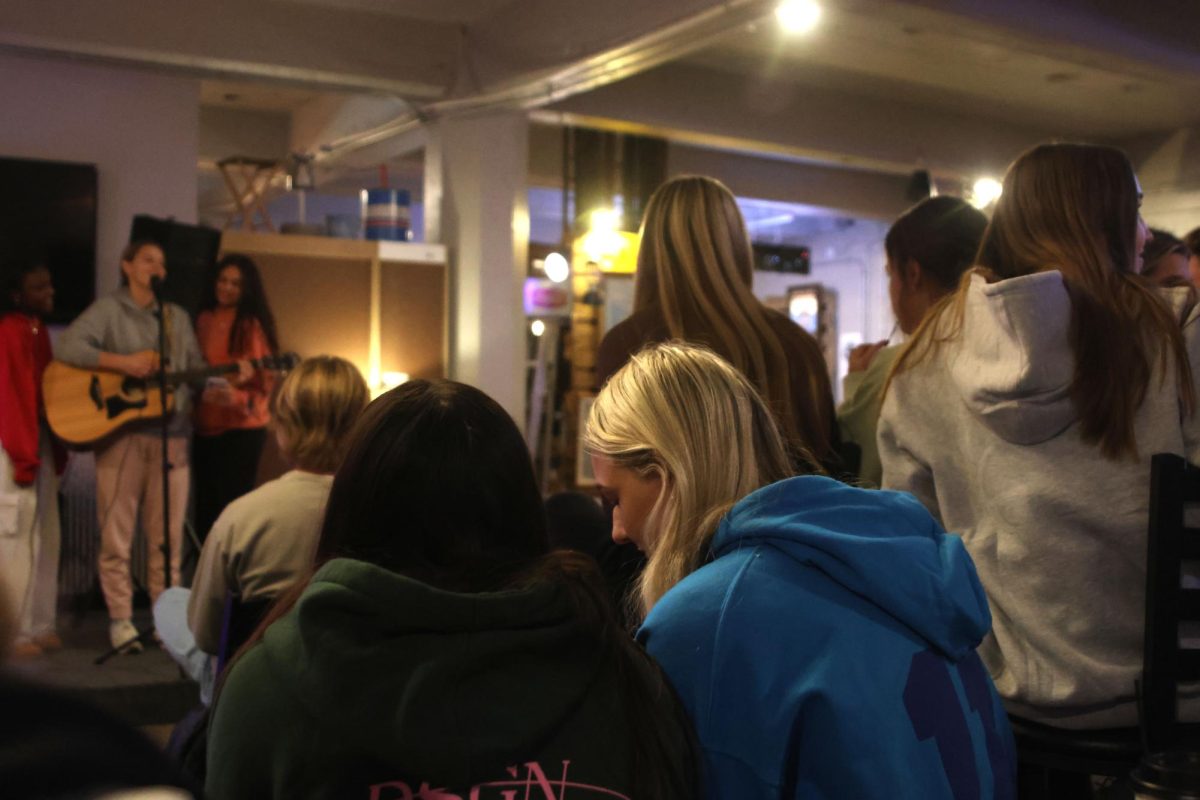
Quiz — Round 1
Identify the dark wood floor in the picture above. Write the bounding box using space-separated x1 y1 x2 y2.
7 608 199 729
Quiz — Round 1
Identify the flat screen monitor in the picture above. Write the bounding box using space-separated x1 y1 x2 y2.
0 156 97 325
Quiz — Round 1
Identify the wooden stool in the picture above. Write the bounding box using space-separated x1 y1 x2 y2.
218 156 283 232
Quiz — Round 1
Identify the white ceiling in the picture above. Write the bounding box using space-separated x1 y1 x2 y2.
200 80 328 112
269 0 516 24
8 0 1200 221
688 3 1200 138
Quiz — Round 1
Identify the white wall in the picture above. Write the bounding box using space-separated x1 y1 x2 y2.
0 52 199 294
753 219 892 401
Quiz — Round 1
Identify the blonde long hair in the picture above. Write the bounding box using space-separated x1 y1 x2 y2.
889 142 1195 460
634 175 836 465
583 342 793 617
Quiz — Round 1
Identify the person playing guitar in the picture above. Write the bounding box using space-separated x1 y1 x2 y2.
55 240 249 654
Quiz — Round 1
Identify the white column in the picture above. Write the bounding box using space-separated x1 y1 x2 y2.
425 111 530 428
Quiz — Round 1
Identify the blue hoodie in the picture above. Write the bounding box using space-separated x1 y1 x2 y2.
638 476 1016 799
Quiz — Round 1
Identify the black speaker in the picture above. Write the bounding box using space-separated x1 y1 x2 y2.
0 156 97 325
905 169 933 203
128 215 221 318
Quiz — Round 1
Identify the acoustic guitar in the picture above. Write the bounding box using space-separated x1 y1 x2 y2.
43 353 299 445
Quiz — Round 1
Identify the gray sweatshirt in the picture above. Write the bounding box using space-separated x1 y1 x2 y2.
56 288 205 436
879 270 1200 729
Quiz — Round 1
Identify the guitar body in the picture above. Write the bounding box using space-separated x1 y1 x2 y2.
43 361 176 446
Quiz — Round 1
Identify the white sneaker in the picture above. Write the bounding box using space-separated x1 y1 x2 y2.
109 619 144 654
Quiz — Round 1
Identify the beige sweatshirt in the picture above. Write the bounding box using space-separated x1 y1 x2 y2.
188 470 333 654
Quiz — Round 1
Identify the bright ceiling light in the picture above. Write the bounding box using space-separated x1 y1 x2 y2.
776 0 822 34
971 176 1003 209
531 319 546 337
543 251 569 283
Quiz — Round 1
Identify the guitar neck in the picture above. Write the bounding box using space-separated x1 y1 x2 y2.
159 358 269 387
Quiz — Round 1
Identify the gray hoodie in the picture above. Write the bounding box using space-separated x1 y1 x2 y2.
56 289 205 436
880 270 1200 728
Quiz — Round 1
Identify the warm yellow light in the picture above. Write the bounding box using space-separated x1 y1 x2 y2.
581 230 627 262
368 370 409 399
382 371 409 388
573 230 640 274
971 177 1003 209
776 0 822 34
531 319 546 337
589 208 619 234
543 252 569 283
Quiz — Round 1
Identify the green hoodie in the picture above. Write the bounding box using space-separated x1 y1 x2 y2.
206 558 687 799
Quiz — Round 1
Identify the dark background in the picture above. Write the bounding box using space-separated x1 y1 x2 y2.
0 156 97 325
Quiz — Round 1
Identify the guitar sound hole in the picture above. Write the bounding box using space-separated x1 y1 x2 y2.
106 393 148 419
106 377 149 419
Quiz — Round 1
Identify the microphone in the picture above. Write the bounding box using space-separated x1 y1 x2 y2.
150 275 165 301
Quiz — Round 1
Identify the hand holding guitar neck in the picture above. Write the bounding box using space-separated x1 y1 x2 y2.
231 359 255 386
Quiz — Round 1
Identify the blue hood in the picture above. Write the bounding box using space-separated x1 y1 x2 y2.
715 475 991 661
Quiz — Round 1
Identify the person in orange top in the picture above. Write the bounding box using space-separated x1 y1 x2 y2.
192 253 279 549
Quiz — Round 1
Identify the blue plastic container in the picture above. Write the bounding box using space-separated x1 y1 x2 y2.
364 188 410 241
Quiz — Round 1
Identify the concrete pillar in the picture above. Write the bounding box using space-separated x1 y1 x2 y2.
425 111 530 427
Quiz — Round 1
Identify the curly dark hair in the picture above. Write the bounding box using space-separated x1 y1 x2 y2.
200 253 279 355
0 252 45 314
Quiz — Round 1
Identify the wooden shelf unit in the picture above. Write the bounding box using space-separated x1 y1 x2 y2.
218 231 448 390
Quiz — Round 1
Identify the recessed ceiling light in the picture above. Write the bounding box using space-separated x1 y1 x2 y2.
775 0 822 34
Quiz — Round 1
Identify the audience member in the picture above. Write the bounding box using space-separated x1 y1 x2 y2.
880 142 1200 728
155 356 367 703
544 491 644 629
205 380 696 799
595 175 840 472
585 342 1014 798
1185 227 1200 288
57 240 208 653
0 577 197 799
0 257 65 659
838 196 986 486
1141 228 1191 286
192 253 281 548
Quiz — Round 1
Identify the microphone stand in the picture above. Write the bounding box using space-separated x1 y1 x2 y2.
95 276 172 664
153 278 173 596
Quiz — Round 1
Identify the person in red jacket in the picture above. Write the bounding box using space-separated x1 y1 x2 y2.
0 256 65 659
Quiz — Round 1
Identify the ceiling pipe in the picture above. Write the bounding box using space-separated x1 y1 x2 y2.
313 0 778 165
